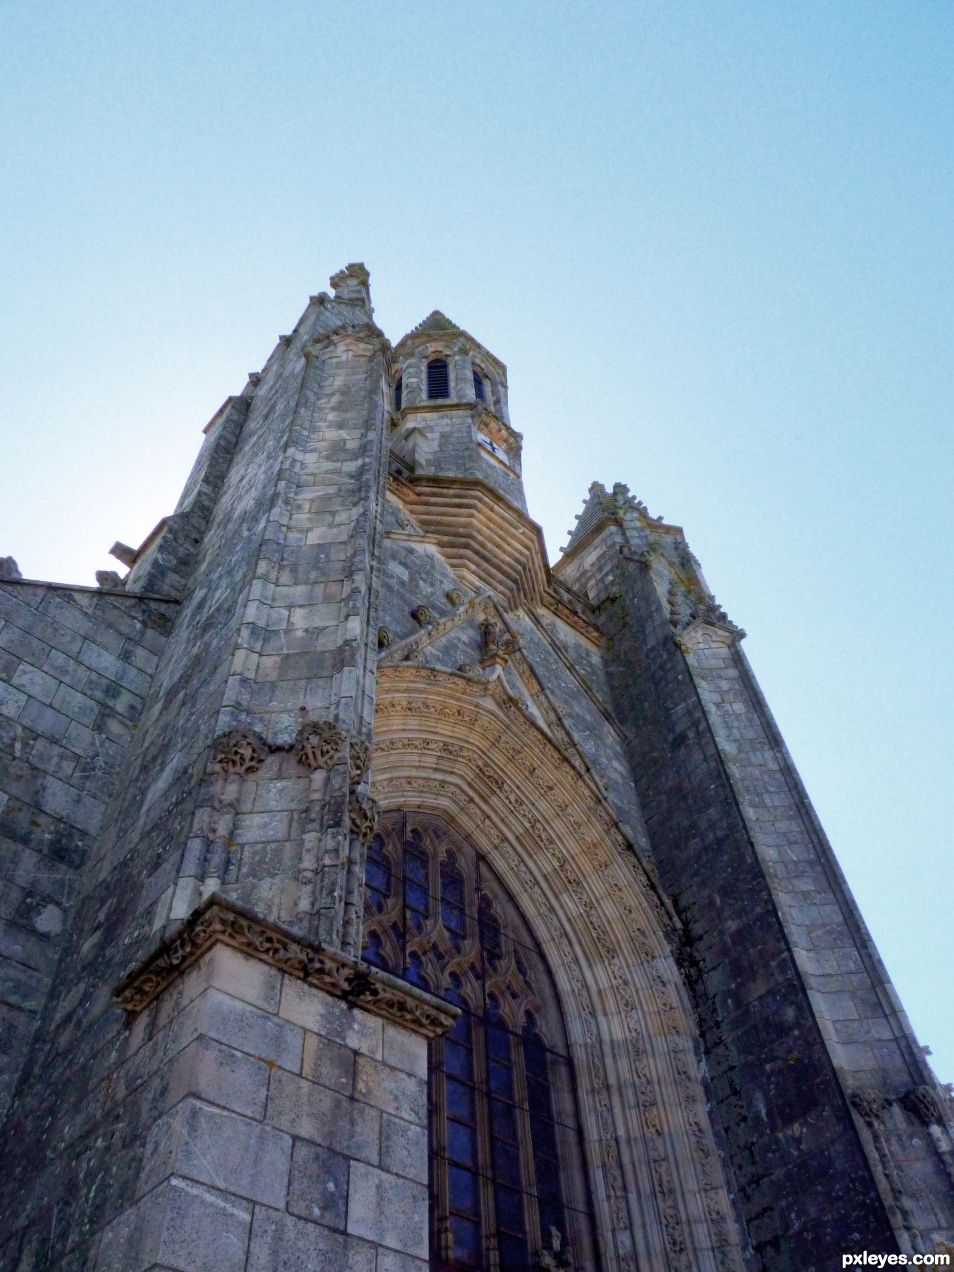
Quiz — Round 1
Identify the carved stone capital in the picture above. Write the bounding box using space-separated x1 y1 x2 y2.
212 727 269 776
294 719 345 771
113 894 458 1038
349 791 380 845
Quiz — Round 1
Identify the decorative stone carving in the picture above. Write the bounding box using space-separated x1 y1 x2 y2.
0 556 23 580
294 719 345 771
113 894 457 1038
349 791 380 845
349 737 370 785
377 626 392 649
445 588 464 606
900 1084 943 1127
480 619 501 655
372 665 743 1270
410 605 432 627
849 1087 889 1126
211 727 269 776
95 569 123 590
537 1227 571 1270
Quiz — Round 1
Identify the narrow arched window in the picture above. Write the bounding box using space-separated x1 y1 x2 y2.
473 369 486 401
363 811 598 1271
427 357 450 399
394 376 403 410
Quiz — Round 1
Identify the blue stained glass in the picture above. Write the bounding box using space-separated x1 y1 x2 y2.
493 1139 521 1186
406 882 428 914
365 859 390 893
446 1077 476 1121
445 1042 472 1079
450 1214 481 1263
534 1155 561 1200
489 1059 513 1096
494 1183 524 1232
448 1164 480 1215
449 1011 472 1042
448 1120 477 1167
497 1230 529 1269
491 1097 518 1142
486 1023 511 1062
406 953 430 990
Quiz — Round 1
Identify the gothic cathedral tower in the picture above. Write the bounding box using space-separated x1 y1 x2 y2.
1 265 951 1271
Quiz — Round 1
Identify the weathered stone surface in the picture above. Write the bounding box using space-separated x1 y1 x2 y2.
139 1097 291 1207
267 1067 380 1165
247 1206 375 1272
287 1138 350 1230
346 1161 429 1259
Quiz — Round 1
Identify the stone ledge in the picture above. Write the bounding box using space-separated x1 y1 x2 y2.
114 893 458 1039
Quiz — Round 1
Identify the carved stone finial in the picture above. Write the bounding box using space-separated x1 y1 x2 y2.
349 791 380 845
349 738 370 785
377 627 392 649
212 728 269 776
0 557 22 581
294 720 345 771
329 262 371 309
410 605 432 627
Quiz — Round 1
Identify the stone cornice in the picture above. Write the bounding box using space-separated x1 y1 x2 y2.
113 893 459 1039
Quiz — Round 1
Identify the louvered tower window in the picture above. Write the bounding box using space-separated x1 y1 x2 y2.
394 376 403 411
363 811 599 1271
473 369 486 401
427 357 450 399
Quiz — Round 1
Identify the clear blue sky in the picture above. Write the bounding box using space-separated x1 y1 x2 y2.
2 2 952 1081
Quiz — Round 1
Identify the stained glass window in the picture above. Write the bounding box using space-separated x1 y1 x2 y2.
362 811 598 1270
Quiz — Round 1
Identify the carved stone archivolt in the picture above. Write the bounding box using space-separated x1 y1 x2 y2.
294 719 345 771
113 893 457 1039
371 664 745 1272
211 727 268 776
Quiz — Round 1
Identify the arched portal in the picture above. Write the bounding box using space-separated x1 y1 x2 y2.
372 665 746 1272
364 810 598 1270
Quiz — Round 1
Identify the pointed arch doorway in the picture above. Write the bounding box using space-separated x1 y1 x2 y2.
363 810 599 1271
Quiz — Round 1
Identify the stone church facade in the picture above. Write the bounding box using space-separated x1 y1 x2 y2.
0 263 951 1271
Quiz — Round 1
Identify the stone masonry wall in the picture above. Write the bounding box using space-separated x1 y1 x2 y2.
0 579 175 1119
94 942 431 1272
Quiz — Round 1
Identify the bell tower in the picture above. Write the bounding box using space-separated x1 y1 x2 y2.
389 310 526 513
